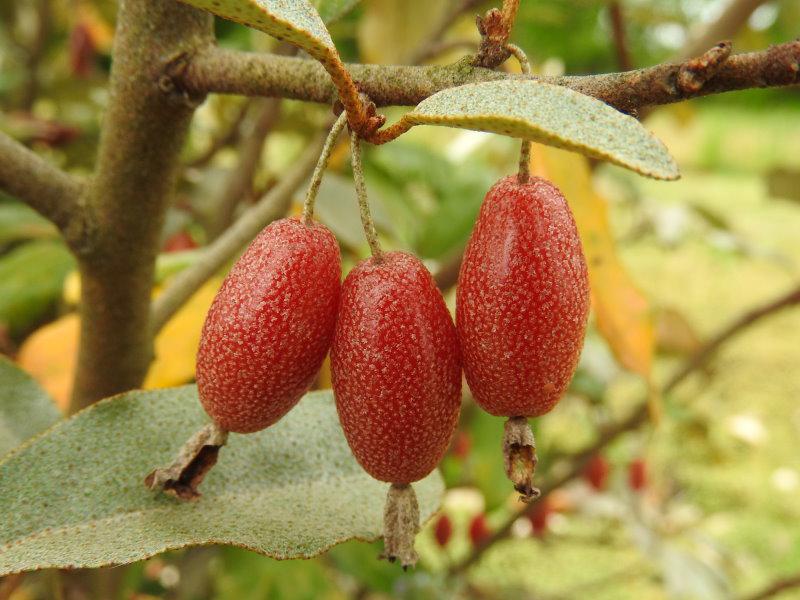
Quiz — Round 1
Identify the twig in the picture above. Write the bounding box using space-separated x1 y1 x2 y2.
740 573 800 600
185 100 250 169
607 2 633 71
450 282 800 574
207 97 282 238
0 130 85 248
679 0 770 61
19 0 52 110
179 40 800 116
150 134 327 333
410 0 486 64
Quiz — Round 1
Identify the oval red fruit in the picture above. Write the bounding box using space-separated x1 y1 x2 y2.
196 218 341 433
434 514 453 547
584 454 610 492
468 513 491 546
456 175 590 417
529 500 552 537
629 458 647 492
331 251 462 484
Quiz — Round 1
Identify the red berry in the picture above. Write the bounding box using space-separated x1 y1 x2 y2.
456 175 590 417
629 458 647 492
529 501 551 537
451 430 472 461
331 251 462 484
163 230 198 252
434 514 453 547
583 454 610 492
196 218 341 433
468 513 491 546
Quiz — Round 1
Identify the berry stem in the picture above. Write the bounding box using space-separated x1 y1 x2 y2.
503 416 541 503
301 111 349 224
144 421 229 501
505 43 533 184
380 483 420 569
350 130 383 259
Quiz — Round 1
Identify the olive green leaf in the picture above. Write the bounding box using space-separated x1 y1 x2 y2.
177 0 335 56
0 358 61 457
0 387 444 575
312 0 360 24
401 80 680 180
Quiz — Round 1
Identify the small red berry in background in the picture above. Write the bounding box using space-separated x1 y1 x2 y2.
451 430 472 461
469 513 491 546
163 230 198 253
629 458 648 492
583 454 610 492
69 22 96 78
434 514 453 548
529 500 552 537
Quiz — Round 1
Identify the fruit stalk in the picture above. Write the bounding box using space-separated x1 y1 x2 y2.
504 43 533 183
301 111 349 223
350 130 383 258
380 483 420 569
144 421 228 500
502 416 540 502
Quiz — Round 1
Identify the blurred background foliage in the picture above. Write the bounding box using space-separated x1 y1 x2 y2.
1 0 799 598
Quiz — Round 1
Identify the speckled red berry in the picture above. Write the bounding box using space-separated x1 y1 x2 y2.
584 454 610 492
529 499 552 537
196 217 341 433
331 251 462 484
628 458 647 492
456 175 590 418
434 514 453 547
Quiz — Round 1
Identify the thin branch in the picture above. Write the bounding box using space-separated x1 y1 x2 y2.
150 135 327 333
206 97 281 238
450 281 800 574
680 0 770 61
607 2 633 71
179 40 800 116
740 573 800 600
410 0 486 65
0 130 85 246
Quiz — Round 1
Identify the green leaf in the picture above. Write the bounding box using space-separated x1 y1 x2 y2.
312 0 359 24
178 0 335 58
0 241 75 338
0 357 60 457
402 80 680 180
0 202 57 247
0 387 444 575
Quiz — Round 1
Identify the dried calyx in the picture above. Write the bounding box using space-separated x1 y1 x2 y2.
503 416 540 502
380 483 421 569
145 422 228 501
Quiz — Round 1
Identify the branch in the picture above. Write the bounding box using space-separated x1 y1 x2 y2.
0 130 85 245
740 573 800 600
70 1 214 412
450 281 800 574
179 40 800 115
150 134 326 333
680 0 770 61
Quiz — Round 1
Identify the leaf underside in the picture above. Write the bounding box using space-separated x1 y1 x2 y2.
0 357 60 457
0 387 443 575
178 0 335 57
404 80 680 180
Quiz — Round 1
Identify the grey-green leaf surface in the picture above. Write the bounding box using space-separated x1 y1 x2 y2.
178 0 334 57
312 0 360 23
0 387 444 575
402 80 680 180
0 358 60 457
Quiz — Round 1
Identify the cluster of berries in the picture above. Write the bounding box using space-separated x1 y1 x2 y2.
192 173 590 566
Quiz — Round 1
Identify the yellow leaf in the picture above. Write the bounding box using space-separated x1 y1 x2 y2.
18 314 79 413
144 279 222 389
531 144 655 380
358 0 449 64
